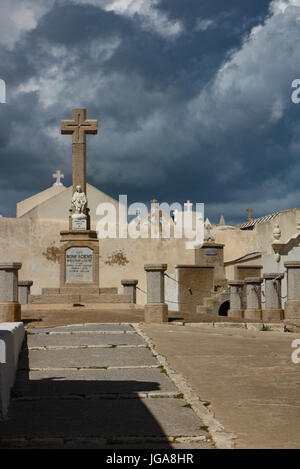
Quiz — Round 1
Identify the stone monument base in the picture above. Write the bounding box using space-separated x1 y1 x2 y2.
284 301 300 320
262 308 284 322
29 290 131 305
244 309 262 321
144 303 168 323
0 302 21 322
227 309 244 319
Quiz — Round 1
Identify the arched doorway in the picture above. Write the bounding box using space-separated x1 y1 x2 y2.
218 300 230 317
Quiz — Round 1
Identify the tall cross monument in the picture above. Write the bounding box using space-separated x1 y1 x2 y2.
59 108 100 294
61 108 98 195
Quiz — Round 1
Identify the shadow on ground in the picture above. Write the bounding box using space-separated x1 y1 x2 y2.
0 336 173 449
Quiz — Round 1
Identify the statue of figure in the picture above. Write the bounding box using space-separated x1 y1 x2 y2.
71 185 87 218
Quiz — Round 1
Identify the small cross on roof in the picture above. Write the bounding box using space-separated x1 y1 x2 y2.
52 169 64 186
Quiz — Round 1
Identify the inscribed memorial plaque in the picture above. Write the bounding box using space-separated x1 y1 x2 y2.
205 248 217 256
66 247 93 283
72 218 87 231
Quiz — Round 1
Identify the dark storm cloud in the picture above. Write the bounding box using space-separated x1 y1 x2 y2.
163 1 268 18
0 0 299 224
35 2 132 46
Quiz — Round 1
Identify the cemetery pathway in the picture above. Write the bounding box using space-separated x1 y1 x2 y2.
0 323 212 449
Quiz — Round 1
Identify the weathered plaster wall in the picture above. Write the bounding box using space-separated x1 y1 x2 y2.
0 217 194 304
1 207 300 307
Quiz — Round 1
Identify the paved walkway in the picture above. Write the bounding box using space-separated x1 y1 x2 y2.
143 323 300 449
0 323 212 449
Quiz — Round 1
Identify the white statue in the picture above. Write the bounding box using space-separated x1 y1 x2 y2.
71 185 87 218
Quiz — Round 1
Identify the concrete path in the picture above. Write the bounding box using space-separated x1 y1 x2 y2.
142 323 300 449
0 323 212 449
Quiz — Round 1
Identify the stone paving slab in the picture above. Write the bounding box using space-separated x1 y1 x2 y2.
13 368 178 397
0 440 211 449
27 332 144 347
26 323 134 333
0 398 207 439
19 346 157 369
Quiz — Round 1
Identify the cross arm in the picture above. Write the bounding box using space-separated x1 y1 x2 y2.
81 119 98 134
61 120 77 135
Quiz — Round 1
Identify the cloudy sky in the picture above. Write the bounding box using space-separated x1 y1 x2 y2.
0 0 300 223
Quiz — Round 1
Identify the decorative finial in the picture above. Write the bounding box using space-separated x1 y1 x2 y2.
204 218 215 242
273 222 281 243
272 222 281 263
219 214 226 226
246 206 253 221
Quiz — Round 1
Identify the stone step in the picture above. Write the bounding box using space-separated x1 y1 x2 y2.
0 398 208 441
13 367 178 398
0 436 212 448
196 305 214 315
26 331 143 347
29 294 131 304
18 346 158 370
26 323 135 333
42 288 118 295
21 308 145 329
0 435 210 449
203 297 216 307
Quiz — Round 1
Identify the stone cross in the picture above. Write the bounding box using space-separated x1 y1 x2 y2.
52 169 64 186
246 207 253 221
61 108 98 194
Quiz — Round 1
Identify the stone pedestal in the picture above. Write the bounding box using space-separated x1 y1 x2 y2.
144 264 168 323
121 280 138 304
60 230 99 295
0 263 22 322
144 303 168 323
18 280 33 305
284 262 300 320
244 277 263 321
263 273 284 322
228 280 244 319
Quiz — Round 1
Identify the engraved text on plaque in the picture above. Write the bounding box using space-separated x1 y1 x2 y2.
66 247 93 283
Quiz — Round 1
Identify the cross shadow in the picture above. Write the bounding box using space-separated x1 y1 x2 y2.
0 335 173 449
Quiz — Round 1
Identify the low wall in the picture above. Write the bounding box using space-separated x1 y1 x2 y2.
0 322 25 419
